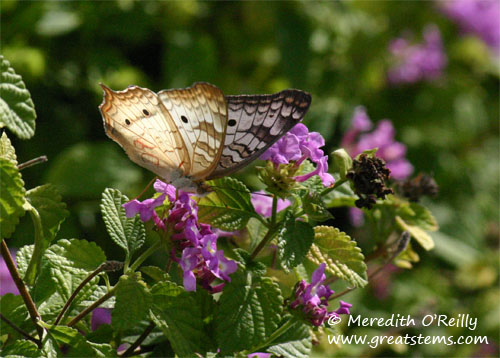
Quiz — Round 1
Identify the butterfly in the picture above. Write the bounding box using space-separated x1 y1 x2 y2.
99 82 312 192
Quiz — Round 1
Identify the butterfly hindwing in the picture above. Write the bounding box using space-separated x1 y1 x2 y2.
207 89 312 179
158 83 228 180
99 84 189 181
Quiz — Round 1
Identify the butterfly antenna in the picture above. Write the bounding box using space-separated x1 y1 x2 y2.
133 176 159 201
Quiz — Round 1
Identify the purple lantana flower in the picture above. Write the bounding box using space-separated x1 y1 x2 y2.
91 307 112 331
342 107 413 180
388 25 447 84
251 191 291 217
248 353 272 358
440 0 500 52
1 249 19 296
290 263 352 327
124 180 237 293
261 123 334 187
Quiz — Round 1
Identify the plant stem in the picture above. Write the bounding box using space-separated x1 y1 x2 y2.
0 239 44 345
128 240 162 273
249 195 280 261
120 321 155 357
270 195 278 227
0 313 41 346
320 178 348 197
17 155 48 170
249 317 295 353
24 208 44 285
54 261 123 326
67 288 115 327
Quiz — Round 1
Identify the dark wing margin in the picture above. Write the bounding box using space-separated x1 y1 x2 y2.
207 89 312 179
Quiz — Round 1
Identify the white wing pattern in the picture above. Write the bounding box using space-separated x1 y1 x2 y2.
99 83 311 188
158 83 227 179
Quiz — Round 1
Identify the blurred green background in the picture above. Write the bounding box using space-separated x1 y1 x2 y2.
2 1 498 357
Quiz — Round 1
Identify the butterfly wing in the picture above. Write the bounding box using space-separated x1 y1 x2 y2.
99 84 190 181
208 89 312 179
158 82 227 181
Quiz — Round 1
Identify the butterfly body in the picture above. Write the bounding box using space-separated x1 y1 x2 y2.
99 82 311 192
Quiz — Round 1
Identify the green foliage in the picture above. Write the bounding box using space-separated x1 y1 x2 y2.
215 269 284 354
112 273 152 331
2 340 40 357
40 322 114 357
277 212 315 271
0 55 36 139
267 319 312 358
308 226 368 287
25 184 69 244
1 2 497 357
0 157 26 238
150 281 210 356
100 188 145 258
0 131 17 164
396 202 438 251
44 239 106 301
0 294 29 336
45 143 143 199
198 177 258 230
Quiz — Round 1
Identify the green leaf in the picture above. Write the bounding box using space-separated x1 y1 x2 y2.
0 55 36 139
277 212 314 271
215 271 283 354
267 319 312 358
0 294 29 336
79 285 115 309
0 157 26 238
307 226 368 287
112 273 152 331
141 265 170 282
40 323 114 357
247 217 268 251
302 192 333 221
16 244 33 279
198 177 258 231
150 281 210 356
45 239 106 301
26 184 69 243
0 131 17 164
323 180 357 208
101 188 145 256
395 203 438 251
331 148 353 180
2 340 40 357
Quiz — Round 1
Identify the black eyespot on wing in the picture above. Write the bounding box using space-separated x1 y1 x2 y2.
228 119 237 127
181 115 188 123
125 119 131 125
143 109 150 116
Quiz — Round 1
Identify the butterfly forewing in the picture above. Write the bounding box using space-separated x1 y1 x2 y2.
207 89 312 179
99 84 190 180
158 83 227 180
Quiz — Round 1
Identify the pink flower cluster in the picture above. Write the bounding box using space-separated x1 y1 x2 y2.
123 180 237 293
342 107 413 181
388 25 447 84
441 0 499 52
290 263 352 326
260 123 334 187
